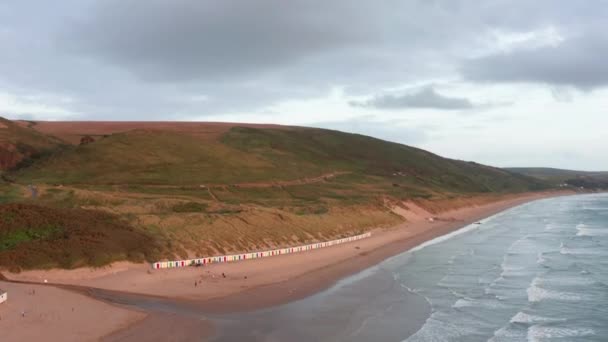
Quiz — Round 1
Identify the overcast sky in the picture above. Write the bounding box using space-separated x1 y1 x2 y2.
1 1 606 170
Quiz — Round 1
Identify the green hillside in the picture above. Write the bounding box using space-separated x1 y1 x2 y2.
506 167 608 189
15 126 546 193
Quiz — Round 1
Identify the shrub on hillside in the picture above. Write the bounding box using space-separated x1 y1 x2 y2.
171 202 208 213
0 203 162 271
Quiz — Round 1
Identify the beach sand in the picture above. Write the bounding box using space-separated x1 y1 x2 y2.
0 280 144 342
1 190 572 341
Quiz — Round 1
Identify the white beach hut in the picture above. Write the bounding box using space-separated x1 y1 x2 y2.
0 289 7 304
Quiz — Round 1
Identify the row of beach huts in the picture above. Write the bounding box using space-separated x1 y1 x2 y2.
152 232 372 269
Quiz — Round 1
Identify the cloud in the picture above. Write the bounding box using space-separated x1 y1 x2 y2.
462 33 608 90
4 0 599 119
351 87 474 110
61 0 379 83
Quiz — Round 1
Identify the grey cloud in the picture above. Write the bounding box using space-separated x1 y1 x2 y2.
462 34 608 90
352 87 474 110
62 0 379 82
1 0 608 120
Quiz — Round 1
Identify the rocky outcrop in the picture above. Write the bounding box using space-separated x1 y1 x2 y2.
80 135 95 145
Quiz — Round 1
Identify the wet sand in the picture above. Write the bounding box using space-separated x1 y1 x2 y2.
2 191 572 341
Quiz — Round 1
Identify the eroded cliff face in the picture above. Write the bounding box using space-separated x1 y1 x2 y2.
0 142 24 170
0 117 61 171
0 142 42 170
0 119 24 170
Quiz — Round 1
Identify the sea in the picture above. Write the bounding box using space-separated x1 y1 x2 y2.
211 193 608 341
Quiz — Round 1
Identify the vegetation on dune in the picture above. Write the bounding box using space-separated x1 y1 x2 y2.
0 203 162 271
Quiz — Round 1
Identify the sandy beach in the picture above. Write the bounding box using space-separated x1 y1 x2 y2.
1 190 572 341
0 280 144 342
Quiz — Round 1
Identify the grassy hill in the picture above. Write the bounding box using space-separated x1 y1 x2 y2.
15 126 545 192
506 167 608 189
0 117 66 172
0 119 551 270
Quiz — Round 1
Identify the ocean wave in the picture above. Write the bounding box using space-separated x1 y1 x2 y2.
489 326 527 341
536 252 546 265
527 277 588 302
560 246 606 256
576 224 608 237
452 297 507 310
499 257 528 277
404 315 481 342
583 206 608 211
506 235 539 255
409 223 481 253
509 312 565 325
527 325 595 341
539 275 596 287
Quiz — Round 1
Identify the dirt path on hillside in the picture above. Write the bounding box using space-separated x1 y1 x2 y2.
32 171 350 191
135 171 351 189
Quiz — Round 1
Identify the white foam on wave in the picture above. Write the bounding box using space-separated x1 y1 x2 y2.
560 246 606 256
507 235 538 255
490 326 527 341
409 222 481 253
490 312 568 342
452 297 507 309
510 312 565 324
404 312 483 342
583 206 608 211
499 255 528 277
399 283 432 309
576 223 608 237
540 276 595 287
527 325 595 342
536 252 546 265
527 277 588 303
452 298 473 308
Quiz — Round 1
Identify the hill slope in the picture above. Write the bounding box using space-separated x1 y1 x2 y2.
14 126 546 193
0 117 65 171
506 167 608 189
0 119 551 270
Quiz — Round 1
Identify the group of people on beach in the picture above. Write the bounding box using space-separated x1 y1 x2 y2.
194 271 245 287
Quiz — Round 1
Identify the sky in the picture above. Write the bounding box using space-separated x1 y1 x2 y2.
0 0 606 170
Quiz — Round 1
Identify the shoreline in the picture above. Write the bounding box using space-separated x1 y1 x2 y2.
192 190 571 313
1 190 574 341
